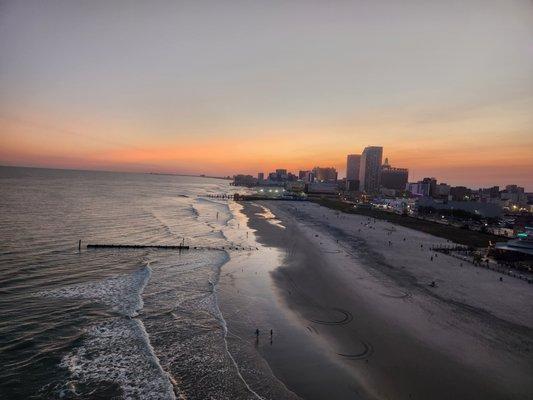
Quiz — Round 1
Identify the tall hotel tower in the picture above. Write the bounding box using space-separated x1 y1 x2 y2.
346 154 361 191
359 146 383 193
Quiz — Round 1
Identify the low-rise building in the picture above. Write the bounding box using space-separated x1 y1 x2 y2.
381 159 408 192
312 167 338 182
233 174 257 186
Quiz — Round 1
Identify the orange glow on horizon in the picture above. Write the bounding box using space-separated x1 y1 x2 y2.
1 107 532 190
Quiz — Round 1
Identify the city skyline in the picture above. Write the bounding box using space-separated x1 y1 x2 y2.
1 1 532 190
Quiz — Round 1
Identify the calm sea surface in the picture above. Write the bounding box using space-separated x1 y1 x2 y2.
0 166 255 399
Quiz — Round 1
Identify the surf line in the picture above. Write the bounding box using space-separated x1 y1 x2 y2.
136 263 181 400
212 276 266 400
213 203 266 400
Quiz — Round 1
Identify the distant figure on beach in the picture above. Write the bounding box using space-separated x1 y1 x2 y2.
270 329 273 337
429 281 436 287
431 256 433 261
255 328 260 337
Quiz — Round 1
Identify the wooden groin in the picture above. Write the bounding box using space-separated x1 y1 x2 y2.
86 243 258 251
87 244 190 250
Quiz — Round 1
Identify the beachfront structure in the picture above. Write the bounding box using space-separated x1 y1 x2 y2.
346 154 361 191
255 186 286 198
359 146 383 193
307 182 339 196
380 159 408 191
417 197 503 218
495 227 533 257
313 167 337 183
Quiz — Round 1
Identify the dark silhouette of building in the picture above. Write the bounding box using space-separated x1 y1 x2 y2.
359 146 383 193
450 186 472 201
346 154 361 191
298 170 310 180
313 166 338 182
380 158 408 191
421 177 437 197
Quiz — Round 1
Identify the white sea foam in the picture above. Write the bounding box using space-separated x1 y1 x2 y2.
39 265 177 399
38 265 151 317
61 318 176 400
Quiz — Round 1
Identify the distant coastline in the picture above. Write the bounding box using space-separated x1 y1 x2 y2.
148 172 232 180
0 164 232 180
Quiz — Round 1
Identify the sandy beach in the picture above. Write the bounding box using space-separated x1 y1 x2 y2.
218 200 533 400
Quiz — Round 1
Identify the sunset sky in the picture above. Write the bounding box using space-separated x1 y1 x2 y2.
1 1 532 189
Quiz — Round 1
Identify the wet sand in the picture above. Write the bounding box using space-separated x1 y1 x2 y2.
218 203 365 400
218 201 533 400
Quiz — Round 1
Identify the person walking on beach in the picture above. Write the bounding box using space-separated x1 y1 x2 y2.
255 328 260 337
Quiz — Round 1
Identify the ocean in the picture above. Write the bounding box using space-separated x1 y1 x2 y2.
0 166 257 399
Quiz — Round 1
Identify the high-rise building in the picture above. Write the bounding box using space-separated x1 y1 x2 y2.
380 158 408 191
257 172 264 182
346 154 361 191
312 167 338 182
359 146 383 193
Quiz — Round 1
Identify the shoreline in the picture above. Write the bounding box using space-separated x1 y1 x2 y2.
217 202 365 400
220 200 533 400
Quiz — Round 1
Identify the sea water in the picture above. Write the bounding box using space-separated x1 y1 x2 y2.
0 166 258 399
